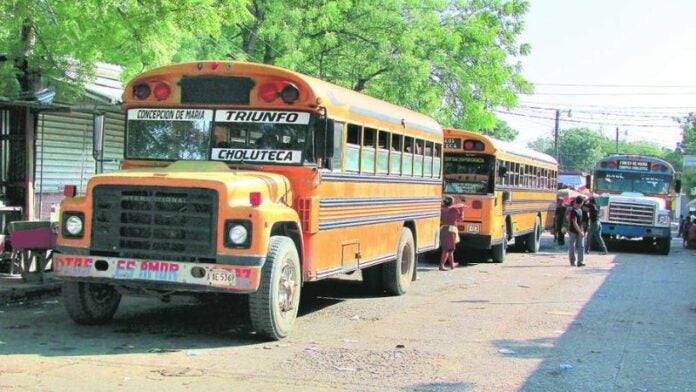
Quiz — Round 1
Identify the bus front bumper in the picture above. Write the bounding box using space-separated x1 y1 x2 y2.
54 253 262 293
600 223 670 239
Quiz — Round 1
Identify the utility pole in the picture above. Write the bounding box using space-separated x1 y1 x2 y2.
615 127 619 153
554 109 560 161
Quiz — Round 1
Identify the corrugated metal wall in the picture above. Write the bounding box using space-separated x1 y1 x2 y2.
34 111 124 218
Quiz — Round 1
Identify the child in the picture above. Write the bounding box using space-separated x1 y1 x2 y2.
440 196 466 271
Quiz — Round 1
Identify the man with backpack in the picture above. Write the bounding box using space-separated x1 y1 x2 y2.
568 195 586 267
584 198 607 255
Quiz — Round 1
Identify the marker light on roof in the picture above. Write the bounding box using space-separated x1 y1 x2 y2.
153 82 171 101
133 83 151 100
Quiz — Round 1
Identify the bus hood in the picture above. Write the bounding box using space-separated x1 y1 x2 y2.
86 161 292 205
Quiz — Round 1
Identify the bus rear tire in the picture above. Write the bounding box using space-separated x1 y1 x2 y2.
526 216 541 253
249 236 301 340
384 228 415 296
492 220 508 263
491 242 506 263
62 281 121 325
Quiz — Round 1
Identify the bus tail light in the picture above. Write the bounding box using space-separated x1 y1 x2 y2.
258 81 300 103
133 83 151 100
463 140 484 151
471 200 483 209
250 192 263 206
153 82 171 101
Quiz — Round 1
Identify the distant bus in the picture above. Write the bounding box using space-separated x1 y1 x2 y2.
443 129 558 262
54 61 444 340
558 170 589 192
592 154 680 254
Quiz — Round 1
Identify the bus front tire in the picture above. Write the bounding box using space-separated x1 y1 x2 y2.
384 228 415 296
656 238 671 255
62 281 121 325
362 264 385 295
249 236 301 340
526 216 541 253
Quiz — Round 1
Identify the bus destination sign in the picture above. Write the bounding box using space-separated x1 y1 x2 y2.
444 138 461 149
618 160 649 171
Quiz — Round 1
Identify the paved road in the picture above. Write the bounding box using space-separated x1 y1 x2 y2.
1 235 695 391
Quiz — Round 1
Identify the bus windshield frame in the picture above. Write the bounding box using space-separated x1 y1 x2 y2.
443 153 495 195
594 170 672 195
125 108 316 165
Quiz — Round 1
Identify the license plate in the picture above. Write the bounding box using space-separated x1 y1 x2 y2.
209 269 236 285
467 224 480 233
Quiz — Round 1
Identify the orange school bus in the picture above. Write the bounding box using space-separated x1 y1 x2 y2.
443 129 558 262
54 61 443 339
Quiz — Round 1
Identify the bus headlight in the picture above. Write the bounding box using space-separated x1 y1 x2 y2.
658 215 670 225
224 220 252 248
62 212 85 238
229 225 248 244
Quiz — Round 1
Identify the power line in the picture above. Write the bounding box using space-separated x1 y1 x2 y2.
532 82 696 88
496 110 683 128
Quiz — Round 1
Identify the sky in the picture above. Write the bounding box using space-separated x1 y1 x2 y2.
497 0 696 149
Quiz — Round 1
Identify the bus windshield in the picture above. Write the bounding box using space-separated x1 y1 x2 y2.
595 171 671 195
443 154 494 195
126 108 314 164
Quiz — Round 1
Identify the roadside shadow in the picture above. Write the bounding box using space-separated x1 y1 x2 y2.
495 242 696 390
0 277 370 357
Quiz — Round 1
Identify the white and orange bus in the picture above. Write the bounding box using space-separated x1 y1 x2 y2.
54 61 443 339
443 129 558 262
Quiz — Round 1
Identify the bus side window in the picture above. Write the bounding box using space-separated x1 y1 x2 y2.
377 130 389 174
424 141 433 177
414 139 424 177
391 133 402 175
362 127 377 174
433 143 441 178
330 121 344 171
346 123 361 172
403 136 414 176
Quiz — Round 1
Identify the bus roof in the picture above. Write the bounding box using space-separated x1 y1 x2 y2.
444 128 558 165
124 61 442 136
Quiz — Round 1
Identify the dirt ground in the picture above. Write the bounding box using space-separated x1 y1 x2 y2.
1 234 696 391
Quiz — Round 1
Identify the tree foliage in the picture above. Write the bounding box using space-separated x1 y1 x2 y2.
479 118 519 141
0 0 531 130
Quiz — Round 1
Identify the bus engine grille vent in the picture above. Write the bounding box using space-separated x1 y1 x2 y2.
607 201 655 226
91 186 218 262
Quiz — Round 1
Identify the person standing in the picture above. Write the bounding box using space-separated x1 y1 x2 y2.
584 198 608 254
440 196 465 271
568 195 586 267
554 198 566 245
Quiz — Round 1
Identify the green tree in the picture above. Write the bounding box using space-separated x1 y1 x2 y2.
0 0 250 100
479 118 519 141
1 0 531 131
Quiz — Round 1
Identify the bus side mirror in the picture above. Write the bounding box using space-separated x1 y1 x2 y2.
675 179 682 193
585 174 592 189
502 190 511 203
93 113 105 161
315 118 335 160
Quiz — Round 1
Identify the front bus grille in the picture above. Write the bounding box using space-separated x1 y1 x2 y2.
608 201 655 226
91 186 218 263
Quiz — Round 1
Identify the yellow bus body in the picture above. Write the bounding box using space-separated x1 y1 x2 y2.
55 61 443 294
443 129 558 260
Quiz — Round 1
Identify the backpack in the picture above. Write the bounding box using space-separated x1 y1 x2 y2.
562 206 573 231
